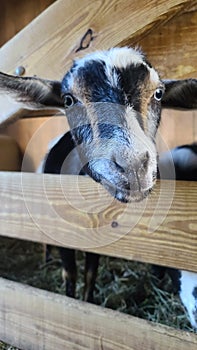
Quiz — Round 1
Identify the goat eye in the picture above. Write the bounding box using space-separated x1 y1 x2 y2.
64 94 75 108
154 88 163 101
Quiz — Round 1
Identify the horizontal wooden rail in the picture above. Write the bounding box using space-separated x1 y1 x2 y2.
0 172 197 272
0 278 197 350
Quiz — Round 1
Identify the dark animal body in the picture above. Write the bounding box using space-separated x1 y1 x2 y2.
157 143 197 328
43 131 99 302
0 47 196 323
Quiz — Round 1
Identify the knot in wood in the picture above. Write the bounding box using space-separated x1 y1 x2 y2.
111 221 118 228
76 28 94 52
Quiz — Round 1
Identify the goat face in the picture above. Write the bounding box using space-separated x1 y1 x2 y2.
60 48 163 202
1 47 197 202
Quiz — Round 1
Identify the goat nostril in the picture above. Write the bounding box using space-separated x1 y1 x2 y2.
141 151 150 170
114 161 125 173
113 151 150 176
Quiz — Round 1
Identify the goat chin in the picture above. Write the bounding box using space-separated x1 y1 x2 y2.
84 157 156 203
106 184 152 203
89 174 154 203
103 175 155 203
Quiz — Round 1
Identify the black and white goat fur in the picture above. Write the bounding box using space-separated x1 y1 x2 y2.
158 143 197 328
0 47 196 325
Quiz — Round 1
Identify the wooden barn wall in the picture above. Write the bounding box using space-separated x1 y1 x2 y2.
0 0 57 171
137 5 197 152
0 0 56 47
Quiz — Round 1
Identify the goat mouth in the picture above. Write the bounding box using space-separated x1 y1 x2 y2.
84 159 155 203
104 181 153 203
90 173 154 203
114 187 152 203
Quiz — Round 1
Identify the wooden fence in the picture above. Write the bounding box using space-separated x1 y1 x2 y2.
0 0 197 348
0 172 197 349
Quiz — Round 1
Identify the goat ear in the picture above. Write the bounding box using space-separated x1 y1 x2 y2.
162 79 197 110
0 72 64 110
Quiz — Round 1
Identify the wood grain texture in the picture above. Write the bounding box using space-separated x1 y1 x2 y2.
0 135 22 171
0 0 194 78
0 172 196 272
1 116 69 171
138 5 197 150
138 7 197 79
0 0 196 137
0 0 56 125
0 278 197 350
157 110 197 153
0 0 56 47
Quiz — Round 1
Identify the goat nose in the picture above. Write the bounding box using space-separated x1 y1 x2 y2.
139 151 150 172
114 151 150 174
133 151 150 177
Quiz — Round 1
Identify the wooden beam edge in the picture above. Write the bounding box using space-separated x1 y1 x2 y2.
0 278 196 350
123 0 197 46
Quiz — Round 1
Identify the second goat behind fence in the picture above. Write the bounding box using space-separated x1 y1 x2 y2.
157 143 197 329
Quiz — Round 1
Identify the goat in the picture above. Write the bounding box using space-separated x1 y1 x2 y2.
0 47 196 314
157 143 197 328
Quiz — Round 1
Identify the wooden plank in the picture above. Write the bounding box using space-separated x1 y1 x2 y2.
0 0 55 46
0 135 22 171
0 278 197 350
0 172 197 272
0 0 193 77
0 0 194 123
138 6 197 79
1 116 69 171
156 110 196 152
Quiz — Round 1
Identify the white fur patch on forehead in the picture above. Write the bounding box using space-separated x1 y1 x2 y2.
106 47 145 68
66 46 160 91
74 47 145 70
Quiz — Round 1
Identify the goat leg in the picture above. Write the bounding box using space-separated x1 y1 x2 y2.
59 247 77 298
84 252 100 303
